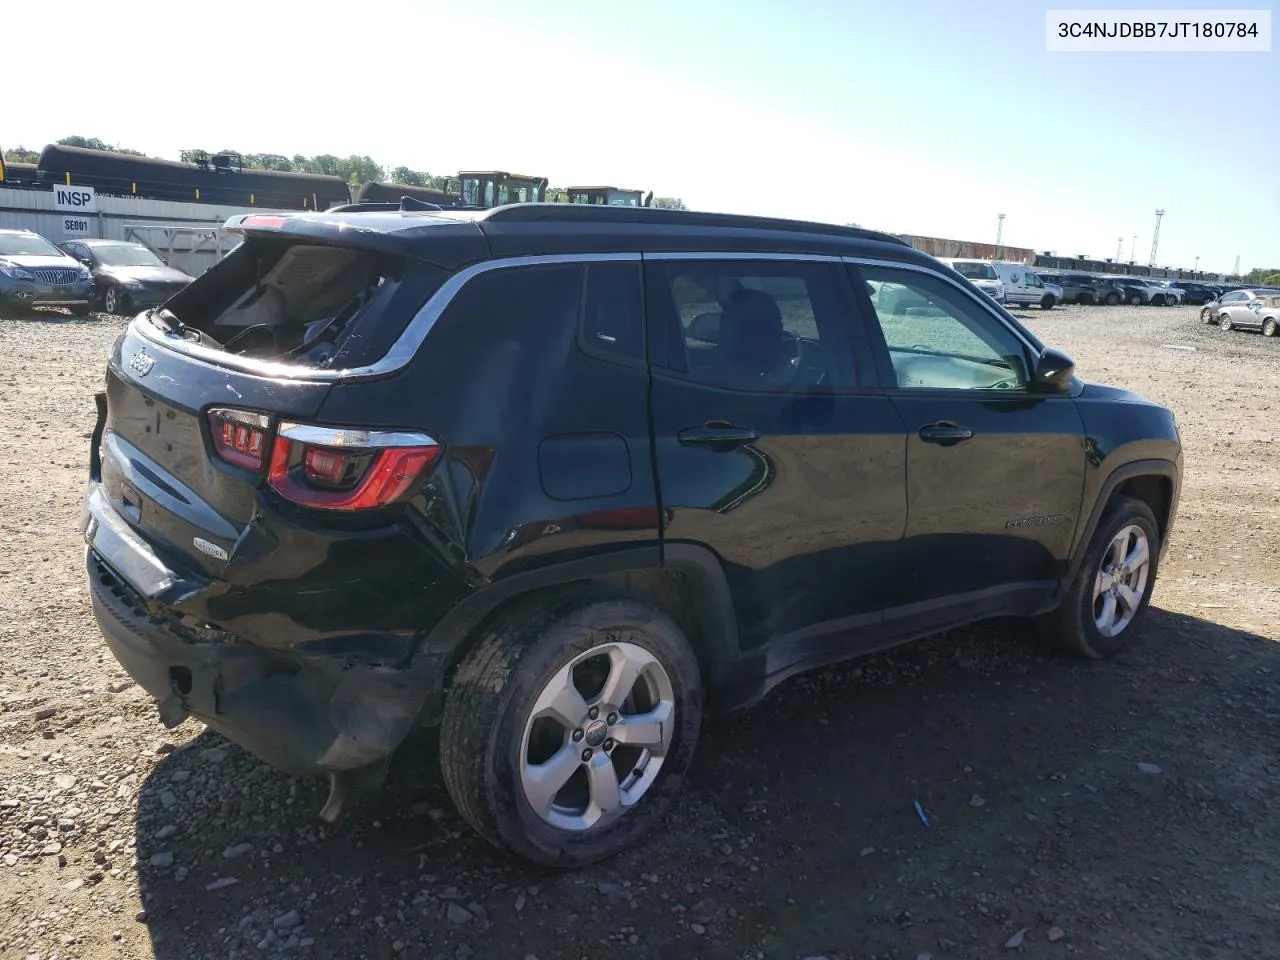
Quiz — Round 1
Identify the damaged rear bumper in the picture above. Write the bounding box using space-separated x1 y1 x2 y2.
83 490 432 778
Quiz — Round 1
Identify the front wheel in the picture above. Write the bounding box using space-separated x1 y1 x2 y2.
102 286 130 316
1038 495 1160 660
1127 294 1143 306
440 591 703 868
1040 294 1056 309
1151 294 1165 306
1219 314 1233 332
1105 292 1121 305
1200 306 1215 323
1078 293 1095 305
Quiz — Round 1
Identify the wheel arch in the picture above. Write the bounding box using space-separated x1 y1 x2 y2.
413 543 741 725
1064 459 1179 588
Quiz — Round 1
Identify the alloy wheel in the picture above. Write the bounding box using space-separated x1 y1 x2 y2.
1092 524 1151 638
520 641 675 832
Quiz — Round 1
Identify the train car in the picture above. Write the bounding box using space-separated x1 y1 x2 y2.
36 144 351 211
0 160 41 188
353 180 458 207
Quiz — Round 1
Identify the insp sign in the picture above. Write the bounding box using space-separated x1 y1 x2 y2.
52 185 97 213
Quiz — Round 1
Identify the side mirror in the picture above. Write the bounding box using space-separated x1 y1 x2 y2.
1031 347 1075 394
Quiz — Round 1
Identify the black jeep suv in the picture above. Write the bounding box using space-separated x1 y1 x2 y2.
83 203 1182 867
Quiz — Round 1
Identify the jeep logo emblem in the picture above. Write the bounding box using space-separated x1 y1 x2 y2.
128 349 155 377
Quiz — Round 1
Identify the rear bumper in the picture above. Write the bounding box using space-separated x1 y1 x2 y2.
82 487 431 777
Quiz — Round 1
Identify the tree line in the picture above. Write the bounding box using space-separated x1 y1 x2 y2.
3 136 686 209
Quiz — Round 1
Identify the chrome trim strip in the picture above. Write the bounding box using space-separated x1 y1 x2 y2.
645 251 842 263
277 422 437 449
841 255 1042 356
131 252 641 383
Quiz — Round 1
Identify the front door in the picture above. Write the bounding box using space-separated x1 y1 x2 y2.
848 261 1086 625
645 254 907 650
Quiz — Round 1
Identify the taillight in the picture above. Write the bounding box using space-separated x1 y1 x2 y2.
267 422 440 511
208 408 269 471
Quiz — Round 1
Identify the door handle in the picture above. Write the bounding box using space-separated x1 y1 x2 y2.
677 421 759 452
918 421 974 445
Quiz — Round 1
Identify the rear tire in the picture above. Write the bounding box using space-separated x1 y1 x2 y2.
1105 292 1121 305
1263 318 1277 337
1127 294 1142 306
1038 495 1160 660
440 590 702 868
1151 294 1166 306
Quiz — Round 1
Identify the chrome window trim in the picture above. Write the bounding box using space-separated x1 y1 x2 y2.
841 255 1042 358
131 248 1010 385
645 251 842 263
278 422 437 449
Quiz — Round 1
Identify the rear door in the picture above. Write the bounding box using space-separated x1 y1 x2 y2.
645 253 907 651
847 260 1086 627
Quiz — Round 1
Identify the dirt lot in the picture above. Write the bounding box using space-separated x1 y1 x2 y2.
1 303 1277 960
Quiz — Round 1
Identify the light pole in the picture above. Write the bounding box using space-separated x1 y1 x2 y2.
995 213 1005 251
1150 209 1165 265
1116 237 1124 261
1194 255 1200 275
1130 234 1137 261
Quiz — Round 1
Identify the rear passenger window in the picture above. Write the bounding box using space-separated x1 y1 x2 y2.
580 261 644 364
653 260 854 392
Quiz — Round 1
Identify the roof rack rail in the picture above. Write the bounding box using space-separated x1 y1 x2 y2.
480 203 909 246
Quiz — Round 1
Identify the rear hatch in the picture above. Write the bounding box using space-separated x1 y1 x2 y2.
95 221 464 580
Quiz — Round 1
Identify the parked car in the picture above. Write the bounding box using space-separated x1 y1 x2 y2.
1166 280 1219 306
1036 272 1093 304
1112 277 1156 305
1143 280 1184 305
83 203 1182 867
992 261 1056 308
58 239 195 316
0 228 94 318
1088 276 1128 305
1215 289 1280 336
1199 288 1279 324
936 258 1005 302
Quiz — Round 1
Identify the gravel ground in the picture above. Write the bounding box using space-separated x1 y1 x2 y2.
0 303 1277 960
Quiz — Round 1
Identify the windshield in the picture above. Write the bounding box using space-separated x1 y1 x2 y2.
93 244 166 267
0 233 64 258
952 261 997 280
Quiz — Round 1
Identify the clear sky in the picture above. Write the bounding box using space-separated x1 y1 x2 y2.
6 0 1276 273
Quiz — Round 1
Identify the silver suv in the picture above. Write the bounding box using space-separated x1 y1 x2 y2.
0 229 94 318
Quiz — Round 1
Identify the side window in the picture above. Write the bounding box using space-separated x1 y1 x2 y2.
856 265 1031 392
579 261 644 364
655 259 854 392
1223 292 1245 303
1025 273 1044 288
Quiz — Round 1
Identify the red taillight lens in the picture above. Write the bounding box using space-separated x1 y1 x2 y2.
268 423 440 511
208 408 269 471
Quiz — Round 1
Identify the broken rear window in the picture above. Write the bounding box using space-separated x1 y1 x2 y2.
159 237 448 370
